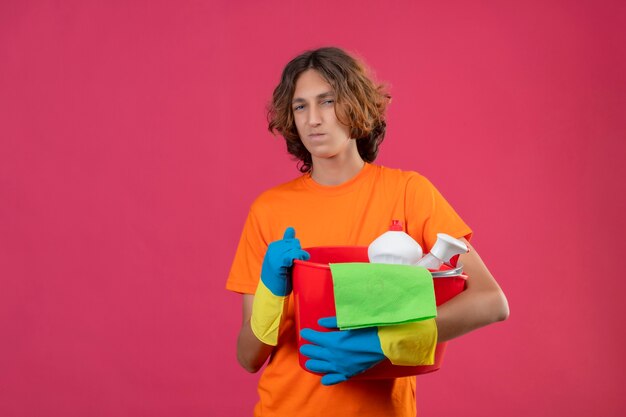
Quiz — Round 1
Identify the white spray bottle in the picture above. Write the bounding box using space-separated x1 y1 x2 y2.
368 220 423 265
415 233 468 270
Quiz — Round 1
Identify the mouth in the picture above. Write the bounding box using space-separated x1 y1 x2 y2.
308 133 325 138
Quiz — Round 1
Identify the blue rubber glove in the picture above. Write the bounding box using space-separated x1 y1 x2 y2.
251 227 310 346
261 227 310 296
300 316 386 385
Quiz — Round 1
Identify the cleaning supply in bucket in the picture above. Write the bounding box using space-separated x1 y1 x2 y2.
368 220 423 265
416 233 468 270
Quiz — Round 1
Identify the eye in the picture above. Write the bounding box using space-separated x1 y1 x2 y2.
322 99 335 105
293 104 305 111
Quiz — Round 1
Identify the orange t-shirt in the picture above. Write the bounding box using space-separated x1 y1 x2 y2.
226 163 472 417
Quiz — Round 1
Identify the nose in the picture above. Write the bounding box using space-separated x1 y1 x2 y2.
307 105 322 127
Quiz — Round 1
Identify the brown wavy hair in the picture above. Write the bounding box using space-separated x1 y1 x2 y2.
267 47 391 173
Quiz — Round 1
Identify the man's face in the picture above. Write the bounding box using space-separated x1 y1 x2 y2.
292 69 355 164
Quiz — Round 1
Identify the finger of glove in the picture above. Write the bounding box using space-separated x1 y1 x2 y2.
321 373 348 386
268 238 298 254
318 316 338 329
290 247 310 261
300 328 334 347
300 343 334 362
280 247 309 267
282 227 296 240
304 359 337 374
299 249 311 261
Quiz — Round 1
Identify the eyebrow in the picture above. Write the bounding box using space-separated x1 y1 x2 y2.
292 91 335 104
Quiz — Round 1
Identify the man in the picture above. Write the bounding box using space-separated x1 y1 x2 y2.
227 46 509 416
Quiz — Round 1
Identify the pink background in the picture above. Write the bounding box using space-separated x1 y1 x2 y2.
1 1 624 416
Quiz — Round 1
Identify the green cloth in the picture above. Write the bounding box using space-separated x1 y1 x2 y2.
330 263 437 330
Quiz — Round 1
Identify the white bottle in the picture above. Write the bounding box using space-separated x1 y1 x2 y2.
415 233 468 270
368 220 423 265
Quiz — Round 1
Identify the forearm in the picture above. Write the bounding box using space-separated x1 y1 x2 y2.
435 238 509 342
435 287 508 342
237 315 273 373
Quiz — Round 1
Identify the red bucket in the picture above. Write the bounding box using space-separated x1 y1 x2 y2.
292 246 467 379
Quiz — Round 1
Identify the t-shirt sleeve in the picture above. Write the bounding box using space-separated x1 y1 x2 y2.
226 203 268 294
405 173 473 253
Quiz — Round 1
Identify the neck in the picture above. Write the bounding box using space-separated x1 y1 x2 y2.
310 151 365 186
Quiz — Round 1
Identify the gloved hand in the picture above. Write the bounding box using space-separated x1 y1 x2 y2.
251 227 309 346
260 227 310 296
300 316 438 386
300 316 385 385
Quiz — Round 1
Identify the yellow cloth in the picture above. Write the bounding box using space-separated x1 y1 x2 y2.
226 164 472 417
378 319 438 365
